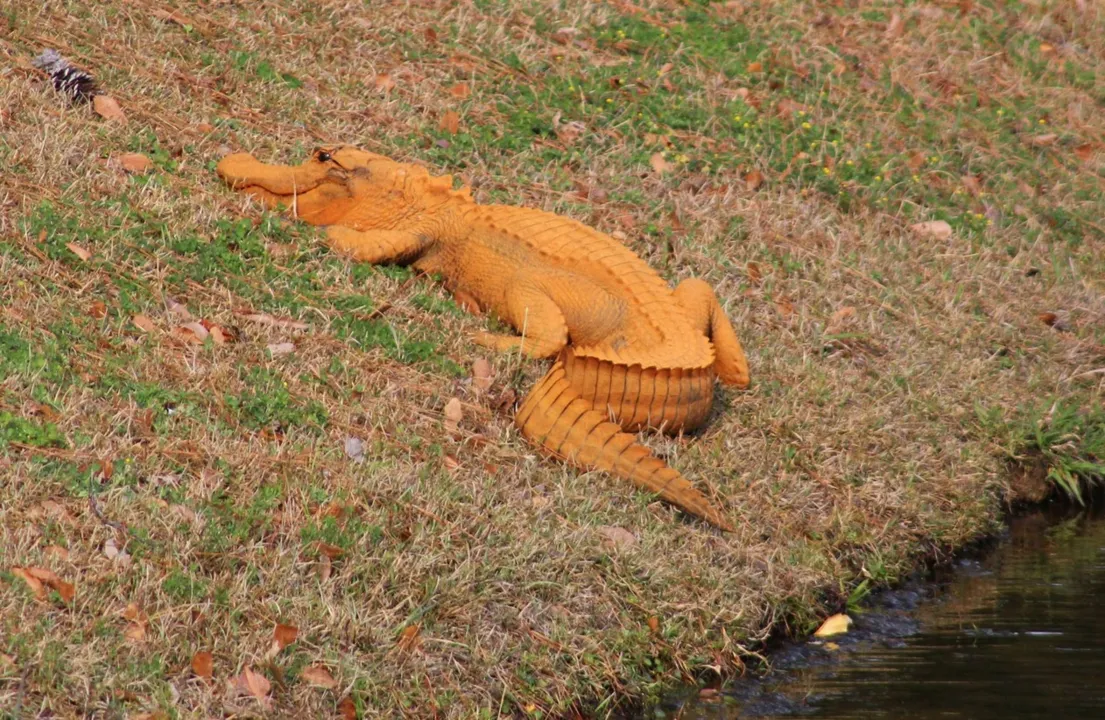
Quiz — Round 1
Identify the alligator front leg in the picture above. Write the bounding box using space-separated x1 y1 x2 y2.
673 278 750 388
325 226 430 265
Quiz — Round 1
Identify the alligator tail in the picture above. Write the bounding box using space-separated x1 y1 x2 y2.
515 359 734 532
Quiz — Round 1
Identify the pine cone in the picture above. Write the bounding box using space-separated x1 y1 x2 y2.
32 49 100 104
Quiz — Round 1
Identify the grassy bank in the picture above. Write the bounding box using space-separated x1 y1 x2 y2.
1 0 1102 717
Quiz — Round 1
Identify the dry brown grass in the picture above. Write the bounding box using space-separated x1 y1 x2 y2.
1 0 1103 717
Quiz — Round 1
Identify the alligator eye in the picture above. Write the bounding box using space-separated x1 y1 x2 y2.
317 151 332 163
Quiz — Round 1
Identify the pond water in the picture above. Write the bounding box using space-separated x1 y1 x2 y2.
655 501 1105 719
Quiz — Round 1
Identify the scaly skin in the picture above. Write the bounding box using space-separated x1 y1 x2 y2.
216 146 750 531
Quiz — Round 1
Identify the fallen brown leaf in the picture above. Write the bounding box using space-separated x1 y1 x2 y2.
173 322 209 344
88 301 108 319
647 616 660 633
92 95 127 123
22 567 75 602
746 261 763 286
132 314 157 333
117 152 153 175
1038 312 1071 332
746 61 763 73
396 624 421 651
776 98 808 119
237 312 308 330
191 651 213 680
301 665 338 689
909 220 953 240
961 175 982 196
338 696 358 720
744 170 764 191
443 397 463 432
11 567 46 600
374 74 396 93
649 152 674 175
124 621 147 643
439 110 460 134
267 342 296 356
44 545 70 561
66 242 92 261
885 12 904 38
448 82 470 99
274 623 299 650
1029 133 1058 147
597 526 637 550
152 8 199 29
471 358 493 393
232 667 272 708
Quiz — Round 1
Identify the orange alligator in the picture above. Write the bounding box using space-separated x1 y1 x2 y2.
216 146 749 530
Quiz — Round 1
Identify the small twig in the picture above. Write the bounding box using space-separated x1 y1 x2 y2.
88 471 126 533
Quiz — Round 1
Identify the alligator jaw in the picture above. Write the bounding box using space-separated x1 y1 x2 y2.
215 152 331 196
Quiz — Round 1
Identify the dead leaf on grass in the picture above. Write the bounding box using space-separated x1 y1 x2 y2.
132 314 157 333
647 616 660 633
238 311 308 330
471 358 493 393
776 98 807 120
117 152 153 175
103 537 132 567
1038 311 1072 332
232 666 272 708
885 12 904 38
746 61 763 73
344 436 365 463
92 95 127 123
89 301 108 319
827 306 856 333
374 74 396 93
66 242 92 261
124 621 147 643
961 175 982 196
152 8 199 29
909 220 953 240
1074 143 1097 163
649 152 674 175
44 545 70 561
395 624 421 651
11 567 46 600
1029 133 1058 147
267 342 296 356
173 322 209 344
597 526 637 549
448 82 470 99
191 651 213 680
744 170 764 191
443 397 463 432
439 110 460 134
266 622 298 659
18 567 74 602
301 665 338 689
338 696 358 720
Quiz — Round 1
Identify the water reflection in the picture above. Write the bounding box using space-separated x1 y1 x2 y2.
659 502 1105 719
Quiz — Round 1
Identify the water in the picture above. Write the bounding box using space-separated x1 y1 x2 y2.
659 502 1105 719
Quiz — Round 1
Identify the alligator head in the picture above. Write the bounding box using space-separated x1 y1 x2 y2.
215 146 394 224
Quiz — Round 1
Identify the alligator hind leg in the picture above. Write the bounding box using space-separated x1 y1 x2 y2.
673 278 750 388
325 226 429 264
474 268 625 359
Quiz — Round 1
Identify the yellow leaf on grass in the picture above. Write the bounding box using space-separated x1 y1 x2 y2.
92 95 127 123
66 242 91 261
301 665 338 689
814 613 852 637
